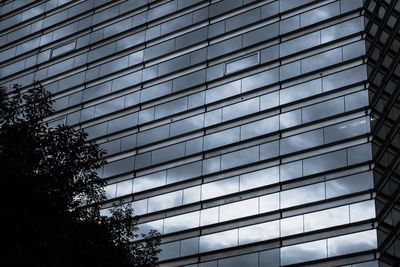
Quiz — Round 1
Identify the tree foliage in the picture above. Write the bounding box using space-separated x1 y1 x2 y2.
0 83 160 267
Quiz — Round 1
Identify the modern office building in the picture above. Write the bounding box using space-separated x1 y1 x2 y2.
1 0 400 266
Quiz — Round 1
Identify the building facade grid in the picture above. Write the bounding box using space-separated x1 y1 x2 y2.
1 0 400 266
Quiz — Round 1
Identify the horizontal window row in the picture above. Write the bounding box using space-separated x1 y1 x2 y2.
130 175 373 237
156 221 376 262
95 92 368 178
1 4 363 96
101 141 372 206
184 251 378 267
109 168 373 225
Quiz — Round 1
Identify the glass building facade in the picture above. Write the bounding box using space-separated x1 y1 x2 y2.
1 0 399 266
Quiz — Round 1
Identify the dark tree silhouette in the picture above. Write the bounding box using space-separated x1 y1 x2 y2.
0 83 160 267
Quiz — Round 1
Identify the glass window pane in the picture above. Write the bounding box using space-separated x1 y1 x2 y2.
303 149 347 176
326 171 374 198
281 183 325 209
350 200 376 222
327 230 377 257
240 115 279 140
280 129 323 155
220 198 259 221
201 207 219 226
240 166 279 191
238 220 280 245
219 252 258 267
199 229 238 253
221 146 259 170
304 206 349 232
202 177 239 200
281 215 303 236
116 179 133 197
148 190 183 212
204 127 240 150
281 240 327 265
259 193 280 213
164 211 200 233
133 171 166 192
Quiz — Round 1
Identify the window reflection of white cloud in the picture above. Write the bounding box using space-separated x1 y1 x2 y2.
281 183 325 209
259 193 280 213
239 221 280 245
350 200 376 222
220 198 258 221
240 166 279 191
281 215 303 236
199 229 238 252
164 211 200 234
200 207 219 226
304 206 349 232
281 239 327 265
326 171 374 198
202 176 239 200
133 171 166 192
327 230 377 257
148 190 182 212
